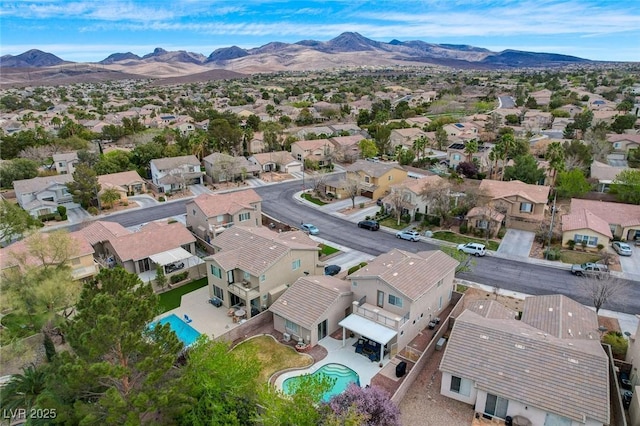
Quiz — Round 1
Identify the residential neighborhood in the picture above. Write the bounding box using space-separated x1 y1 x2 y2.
1 64 639 425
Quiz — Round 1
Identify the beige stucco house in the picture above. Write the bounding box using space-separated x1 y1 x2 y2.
440 295 609 426
150 155 203 193
0 230 99 281
446 142 493 170
607 133 640 153
465 206 505 238
185 189 262 242
52 152 79 175
13 174 75 217
205 226 322 317
248 151 302 174
383 175 446 219
561 208 613 250
329 134 364 163
389 127 428 151
338 248 459 362
290 139 334 167
269 275 353 346
97 170 147 203
478 179 551 231
202 152 261 183
328 160 407 200
567 199 640 242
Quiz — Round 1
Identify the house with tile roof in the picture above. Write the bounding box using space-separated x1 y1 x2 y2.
202 153 261 184
389 127 429 151
77 220 197 277
97 170 146 203
269 275 353 346
465 206 506 238
290 139 334 168
607 133 640 153
185 189 262 242
590 160 630 193
52 152 79 175
1 230 99 281
566 199 640 243
446 142 493 170
324 160 407 200
248 151 302 174
328 134 364 163
478 179 551 231
561 208 613 250
440 294 609 425
339 248 459 362
382 175 446 220
13 174 76 217
204 226 322 317
149 155 203 193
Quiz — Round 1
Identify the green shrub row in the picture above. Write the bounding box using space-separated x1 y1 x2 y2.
170 271 189 284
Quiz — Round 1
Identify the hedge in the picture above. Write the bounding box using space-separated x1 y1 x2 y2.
170 271 189 284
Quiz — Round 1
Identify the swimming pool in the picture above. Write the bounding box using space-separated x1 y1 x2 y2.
151 314 201 346
282 363 360 402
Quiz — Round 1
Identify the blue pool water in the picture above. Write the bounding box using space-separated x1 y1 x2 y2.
151 314 201 346
282 363 360 402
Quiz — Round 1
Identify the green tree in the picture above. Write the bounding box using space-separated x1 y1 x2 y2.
358 139 378 159
610 169 640 204
412 135 428 159
563 140 593 170
0 200 42 244
435 127 448 150
100 188 121 209
556 169 591 198
503 154 546 184
0 158 39 188
397 147 416 166
0 364 47 412
573 109 594 137
372 124 392 155
155 265 167 290
94 150 134 175
611 114 637 134
66 163 100 209
464 139 479 162
628 148 640 168
39 268 188 424
208 118 243 154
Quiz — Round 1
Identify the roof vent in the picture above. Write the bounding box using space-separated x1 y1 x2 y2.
408 261 414 265
515 343 525 350
548 307 553 312
392 272 398 276
480 335 489 340
568 358 579 364
568 312 573 317
282 300 288 306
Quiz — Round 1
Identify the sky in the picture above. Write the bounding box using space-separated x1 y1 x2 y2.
1 0 639 63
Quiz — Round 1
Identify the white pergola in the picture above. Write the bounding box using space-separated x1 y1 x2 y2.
338 314 397 362
149 247 193 266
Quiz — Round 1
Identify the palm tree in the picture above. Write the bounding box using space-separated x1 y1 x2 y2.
412 136 428 160
464 139 479 163
544 141 565 187
0 364 47 412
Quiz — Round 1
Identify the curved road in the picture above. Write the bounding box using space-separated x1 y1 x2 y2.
73 179 640 314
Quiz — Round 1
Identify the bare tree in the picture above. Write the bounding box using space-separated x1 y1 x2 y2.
580 275 627 313
387 189 411 226
564 153 586 173
309 172 327 197
420 180 453 226
168 167 189 194
344 177 360 208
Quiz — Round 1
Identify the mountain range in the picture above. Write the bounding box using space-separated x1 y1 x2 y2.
0 32 592 85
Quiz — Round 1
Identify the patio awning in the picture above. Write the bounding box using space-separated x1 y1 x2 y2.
149 247 193 266
338 314 397 345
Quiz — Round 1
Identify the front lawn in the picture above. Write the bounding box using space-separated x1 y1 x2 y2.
379 217 409 230
558 250 601 265
232 335 313 382
301 193 327 206
319 243 339 257
158 278 208 312
432 231 500 251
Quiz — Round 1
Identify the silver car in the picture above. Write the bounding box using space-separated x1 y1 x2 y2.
396 230 420 242
612 242 632 256
457 242 486 257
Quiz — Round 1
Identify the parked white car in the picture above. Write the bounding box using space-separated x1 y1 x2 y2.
612 241 632 256
457 242 486 257
396 230 420 242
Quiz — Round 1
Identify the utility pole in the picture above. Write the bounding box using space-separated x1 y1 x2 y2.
545 191 557 260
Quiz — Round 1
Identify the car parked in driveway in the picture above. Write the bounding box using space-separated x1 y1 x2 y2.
570 262 609 278
357 220 380 231
457 242 486 257
612 241 632 256
324 264 342 276
300 223 319 235
396 230 420 241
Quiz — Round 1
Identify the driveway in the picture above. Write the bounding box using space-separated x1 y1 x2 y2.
66 207 91 223
496 229 536 258
189 184 213 196
618 245 640 279
129 194 159 208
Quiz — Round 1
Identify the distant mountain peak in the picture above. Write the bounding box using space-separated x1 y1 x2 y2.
0 49 66 67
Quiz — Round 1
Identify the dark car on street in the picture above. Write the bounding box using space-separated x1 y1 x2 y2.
357 220 380 231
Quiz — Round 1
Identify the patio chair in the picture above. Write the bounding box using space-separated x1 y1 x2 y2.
184 314 193 323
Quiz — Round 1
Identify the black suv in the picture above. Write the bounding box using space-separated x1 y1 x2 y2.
357 220 380 231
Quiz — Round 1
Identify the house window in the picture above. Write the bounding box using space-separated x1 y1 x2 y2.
574 234 598 247
260 274 266 282
453 154 461 161
485 394 509 419
364 176 370 183
437 279 443 288
519 202 533 213
192 209 196 216
377 290 384 308
388 175 392 181
71 258 81 266
388 294 403 307
449 376 471 396
210 265 222 279
476 219 488 229
243 271 251 281
285 319 300 335
212 285 224 300
614 142 621 149
239 212 250 222
292 259 301 270
544 413 571 426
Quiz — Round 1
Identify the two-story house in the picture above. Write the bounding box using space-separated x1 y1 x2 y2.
329 135 364 163
13 174 75 217
52 152 79 175
78 220 197 279
477 179 550 231
290 139 334 168
383 175 446 219
205 226 322 317
150 155 203 193
185 189 262 242
325 160 407 200
1 230 99 281
202 153 261 183
389 127 429 151
440 295 609 425
338 248 459 362
447 142 493 170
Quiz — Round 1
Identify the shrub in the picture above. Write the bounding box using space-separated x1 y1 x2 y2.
414 212 423 222
359 202 365 209
348 262 367 275
170 271 189 284
544 247 561 261
497 227 506 239
401 214 411 223
54 215 62 221
43 333 56 362
567 239 576 250
603 331 628 359
39 213 57 222
56 205 67 220
87 206 99 215
423 215 440 226
459 223 468 234
122 201 129 206
158 196 166 202
597 243 604 251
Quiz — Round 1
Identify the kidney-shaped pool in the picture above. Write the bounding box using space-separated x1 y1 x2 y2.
282 363 360 402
